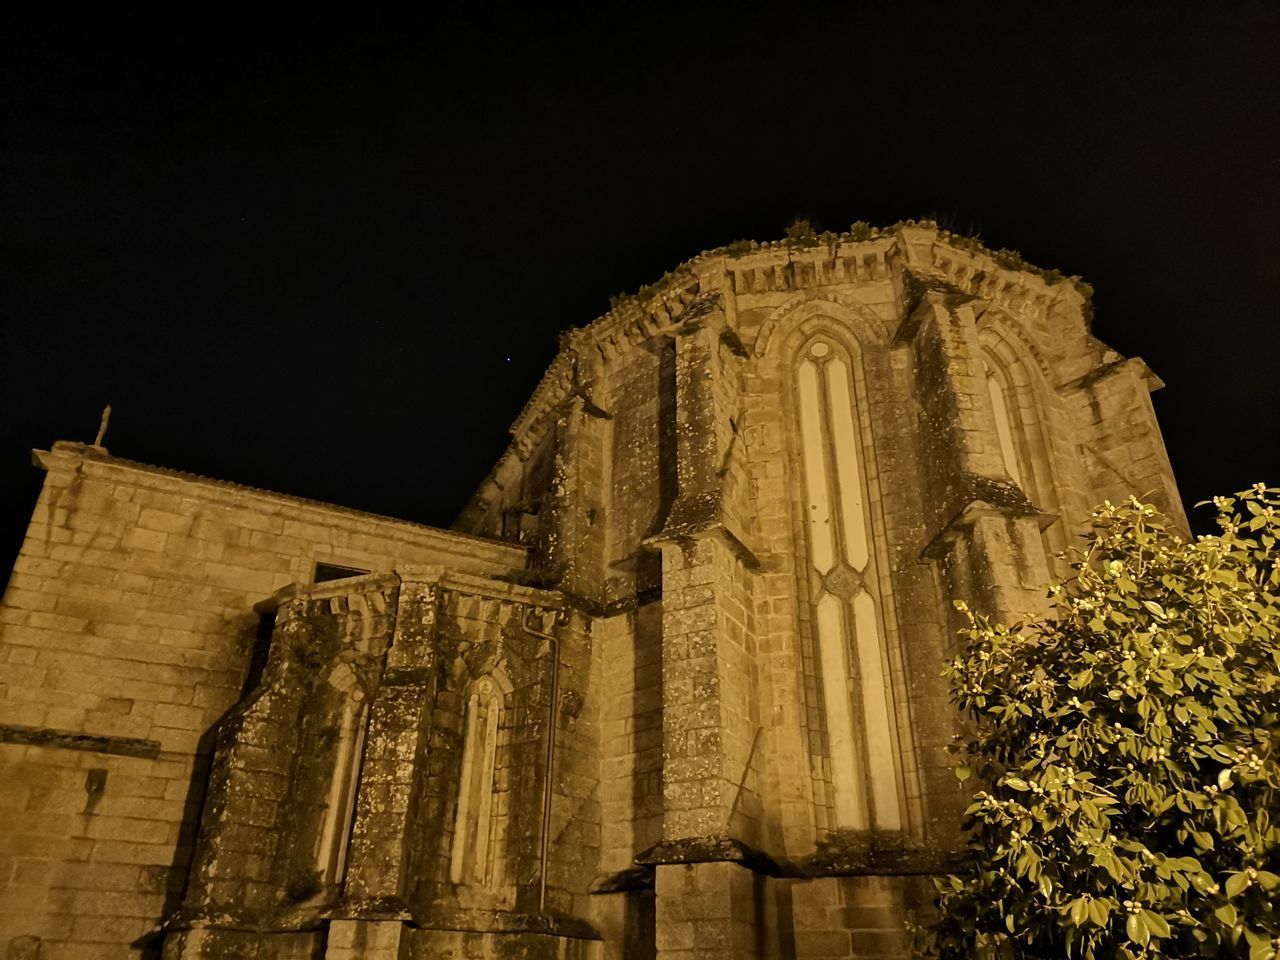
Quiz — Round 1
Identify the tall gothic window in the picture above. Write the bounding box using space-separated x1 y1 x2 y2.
450 674 507 887
795 336 904 831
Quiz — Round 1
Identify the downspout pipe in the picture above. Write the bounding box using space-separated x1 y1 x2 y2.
522 606 565 916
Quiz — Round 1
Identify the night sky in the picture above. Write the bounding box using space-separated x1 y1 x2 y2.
3 3 1277 573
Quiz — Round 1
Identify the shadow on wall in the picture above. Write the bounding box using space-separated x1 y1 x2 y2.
130 610 270 958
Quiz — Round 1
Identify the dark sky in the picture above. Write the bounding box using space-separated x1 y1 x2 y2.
2 3 1277 571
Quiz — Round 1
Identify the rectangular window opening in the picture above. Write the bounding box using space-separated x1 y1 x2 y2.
313 562 370 583
242 607 277 696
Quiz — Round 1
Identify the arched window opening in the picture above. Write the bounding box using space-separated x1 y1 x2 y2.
979 334 1075 575
314 693 367 887
983 358 1025 488
795 335 904 832
450 674 508 888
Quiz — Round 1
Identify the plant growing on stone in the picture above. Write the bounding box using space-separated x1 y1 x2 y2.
784 217 819 246
922 487 1280 959
848 219 872 241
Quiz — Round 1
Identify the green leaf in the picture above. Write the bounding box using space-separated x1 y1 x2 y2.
1226 872 1251 897
918 488 1280 958
1141 910 1171 939
1126 912 1149 946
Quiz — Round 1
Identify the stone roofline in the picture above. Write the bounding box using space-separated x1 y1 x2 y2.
507 221 1093 443
457 221 1100 529
35 441 528 566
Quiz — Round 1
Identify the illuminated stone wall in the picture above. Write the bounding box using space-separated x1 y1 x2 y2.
0 223 1184 959
0 447 524 958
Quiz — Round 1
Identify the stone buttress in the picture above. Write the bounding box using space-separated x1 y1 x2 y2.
0 222 1184 960
461 223 1184 959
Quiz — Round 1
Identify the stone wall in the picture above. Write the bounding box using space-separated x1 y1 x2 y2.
164 567 601 959
459 224 1185 958
0 443 524 959
0 223 1187 960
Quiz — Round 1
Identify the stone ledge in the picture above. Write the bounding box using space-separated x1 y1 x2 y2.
630 833 964 882
0 722 162 759
920 482 1057 562
166 902 602 941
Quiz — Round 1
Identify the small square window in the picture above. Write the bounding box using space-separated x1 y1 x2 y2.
313 562 370 583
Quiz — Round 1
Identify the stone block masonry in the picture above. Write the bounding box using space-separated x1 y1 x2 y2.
0 443 524 958
1 222 1185 958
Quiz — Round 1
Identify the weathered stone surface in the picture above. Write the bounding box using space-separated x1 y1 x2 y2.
0 223 1183 958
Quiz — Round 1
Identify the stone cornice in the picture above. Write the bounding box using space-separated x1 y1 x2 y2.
460 222 1098 530
514 225 1090 444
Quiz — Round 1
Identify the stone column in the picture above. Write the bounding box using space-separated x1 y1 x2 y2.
906 285 1053 625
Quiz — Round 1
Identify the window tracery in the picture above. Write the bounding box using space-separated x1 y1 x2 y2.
794 335 904 831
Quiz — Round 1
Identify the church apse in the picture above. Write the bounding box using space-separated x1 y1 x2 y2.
0 222 1184 959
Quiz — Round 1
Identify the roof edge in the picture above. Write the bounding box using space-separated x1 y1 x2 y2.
37 441 528 561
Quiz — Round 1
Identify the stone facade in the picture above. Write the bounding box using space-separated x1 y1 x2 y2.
0 223 1184 958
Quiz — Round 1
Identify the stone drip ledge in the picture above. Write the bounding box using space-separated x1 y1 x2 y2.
592 833 964 890
0 721 161 759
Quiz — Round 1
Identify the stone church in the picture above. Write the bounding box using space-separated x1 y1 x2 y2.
0 223 1185 959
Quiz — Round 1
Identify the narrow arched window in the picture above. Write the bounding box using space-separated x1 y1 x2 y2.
983 357 1025 488
795 336 904 831
315 697 367 887
450 675 506 887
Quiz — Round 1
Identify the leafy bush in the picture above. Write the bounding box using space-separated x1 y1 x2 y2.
922 487 1280 959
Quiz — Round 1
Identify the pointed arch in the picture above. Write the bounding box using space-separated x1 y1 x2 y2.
450 666 513 888
771 312 914 834
977 311 1071 562
754 292 892 359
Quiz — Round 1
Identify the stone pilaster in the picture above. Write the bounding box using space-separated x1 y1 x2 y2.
645 302 773 960
653 535 760 844
339 575 439 916
663 310 730 538
926 504 1053 625
649 300 764 851
544 392 611 601
325 918 410 960
654 861 772 960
